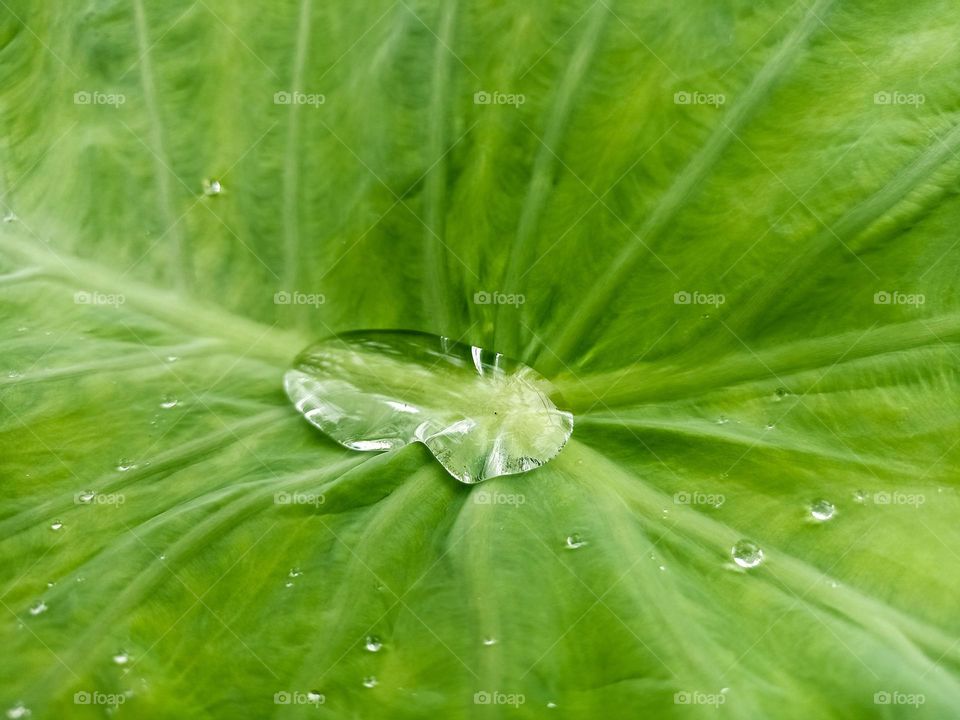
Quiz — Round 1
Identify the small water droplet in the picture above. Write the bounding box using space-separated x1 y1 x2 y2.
46 581 55 588
288 567 302 578
853 490 866 504
809 499 835 522
159 395 178 409
565 533 587 550
731 540 764 569
75 576 85 583
482 637 497 646
112 651 129 665
3 211 17 224
362 676 378 689
658 565 666 571
16 326 28 333
165 355 179 363
765 422 775 430
202 179 223 196
50 520 63 531
159 554 166 561
306 691 323 703
364 635 382 652
7 370 22 379
284 581 294 588
774 387 788 401
5 702 30 719
715 415 729 425
28 601 47 616
116 459 136 472
547 702 557 709
77 490 96 504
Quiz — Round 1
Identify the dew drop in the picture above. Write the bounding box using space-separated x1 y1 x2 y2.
565 533 587 550
853 490 866 504
715 415 729 425
547 702 557 709
7 370 22 379
77 490 95 504
165 355 179 363
809 499 835 522
765 422 775 430
482 637 497 646
202 179 223 196
28 601 47 616
288 568 302 578
160 395 178 410
116 459 136 472
5 702 30 719
306 691 323 703
50 520 63 531
362 676 378 689
112 651 129 665
284 581 294 588
774 387 788 401
731 540 764 569
364 635 382 652
284 331 574 484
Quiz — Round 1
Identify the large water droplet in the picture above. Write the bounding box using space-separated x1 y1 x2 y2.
809 499 835 522
284 331 574 484
565 533 587 550
731 540 763 569
364 635 382 652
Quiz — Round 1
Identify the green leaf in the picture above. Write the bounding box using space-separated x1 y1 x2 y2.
2 0 960 718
